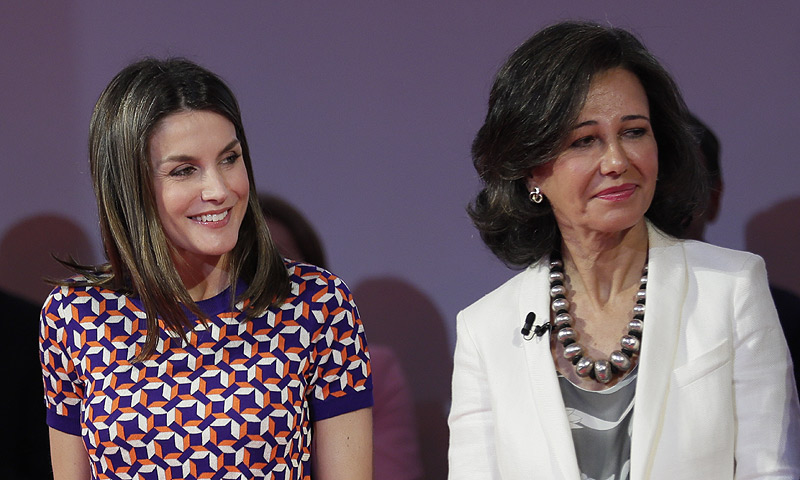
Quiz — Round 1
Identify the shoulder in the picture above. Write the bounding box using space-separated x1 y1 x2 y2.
285 260 353 298
45 277 124 298
280 261 358 323
686 240 764 274
42 279 131 321
649 224 764 275
673 238 763 275
648 230 772 319
40 282 136 351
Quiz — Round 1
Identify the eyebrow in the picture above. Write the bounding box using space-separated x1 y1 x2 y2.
571 115 651 130
157 139 241 165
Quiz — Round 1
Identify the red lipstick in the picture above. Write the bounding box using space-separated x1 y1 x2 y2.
595 184 636 201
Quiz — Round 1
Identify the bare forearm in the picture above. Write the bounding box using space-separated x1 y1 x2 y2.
49 428 90 480
312 407 373 480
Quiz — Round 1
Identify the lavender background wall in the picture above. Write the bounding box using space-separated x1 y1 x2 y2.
2 2 799 475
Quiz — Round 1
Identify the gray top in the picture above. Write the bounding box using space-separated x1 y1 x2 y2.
557 367 638 480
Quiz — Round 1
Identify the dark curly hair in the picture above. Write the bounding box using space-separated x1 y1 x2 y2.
469 21 707 267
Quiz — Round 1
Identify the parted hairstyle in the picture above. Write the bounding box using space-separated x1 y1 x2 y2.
469 21 707 267
63 58 290 361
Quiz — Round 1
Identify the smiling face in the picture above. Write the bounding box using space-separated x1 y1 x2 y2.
528 68 658 240
149 110 250 274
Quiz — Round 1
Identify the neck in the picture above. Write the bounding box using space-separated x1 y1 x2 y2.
173 253 231 301
559 220 648 307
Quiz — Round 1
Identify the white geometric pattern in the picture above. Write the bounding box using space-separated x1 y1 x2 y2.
40 262 372 479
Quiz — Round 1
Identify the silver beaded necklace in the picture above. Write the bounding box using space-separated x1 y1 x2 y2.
548 253 647 384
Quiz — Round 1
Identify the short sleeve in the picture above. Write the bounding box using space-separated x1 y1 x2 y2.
307 275 373 421
39 286 84 435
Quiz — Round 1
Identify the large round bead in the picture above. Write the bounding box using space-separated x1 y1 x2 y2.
550 284 567 298
554 312 573 329
563 342 583 360
640 275 648 285
620 335 641 352
636 289 647 302
549 271 565 283
551 297 569 312
610 350 632 371
556 327 576 343
549 259 563 269
633 303 646 316
628 319 644 335
594 360 612 383
575 356 594 377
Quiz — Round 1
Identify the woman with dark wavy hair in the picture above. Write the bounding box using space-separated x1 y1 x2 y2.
449 21 799 479
40 58 373 479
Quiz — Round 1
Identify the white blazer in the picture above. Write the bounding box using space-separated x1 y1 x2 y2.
449 225 800 479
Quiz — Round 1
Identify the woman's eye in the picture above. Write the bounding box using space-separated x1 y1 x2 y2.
570 136 595 148
222 153 241 165
623 128 647 138
170 165 195 177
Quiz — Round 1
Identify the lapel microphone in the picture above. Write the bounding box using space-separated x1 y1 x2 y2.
521 312 536 339
520 312 550 340
521 312 551 340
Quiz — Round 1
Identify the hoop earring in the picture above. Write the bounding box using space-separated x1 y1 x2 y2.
529 187 543 204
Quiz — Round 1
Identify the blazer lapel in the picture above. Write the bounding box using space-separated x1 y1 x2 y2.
520 262 581 479
630 226 688 479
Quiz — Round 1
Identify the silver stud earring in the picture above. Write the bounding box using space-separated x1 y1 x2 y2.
529 187 543 204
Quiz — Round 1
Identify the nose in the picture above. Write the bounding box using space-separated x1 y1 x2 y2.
200 169 229 203
599 139 629 176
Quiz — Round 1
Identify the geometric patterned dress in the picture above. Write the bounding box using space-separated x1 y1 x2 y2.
40 261 373 480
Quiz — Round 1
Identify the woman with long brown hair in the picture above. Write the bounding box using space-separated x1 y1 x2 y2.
40 58 373 480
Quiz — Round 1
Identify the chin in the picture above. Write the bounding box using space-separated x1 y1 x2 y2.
176 241 239 264
590 214 647 235
205 243 239 258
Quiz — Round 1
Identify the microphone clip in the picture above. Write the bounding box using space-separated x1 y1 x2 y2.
521 312 550 340
534 322 551 337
